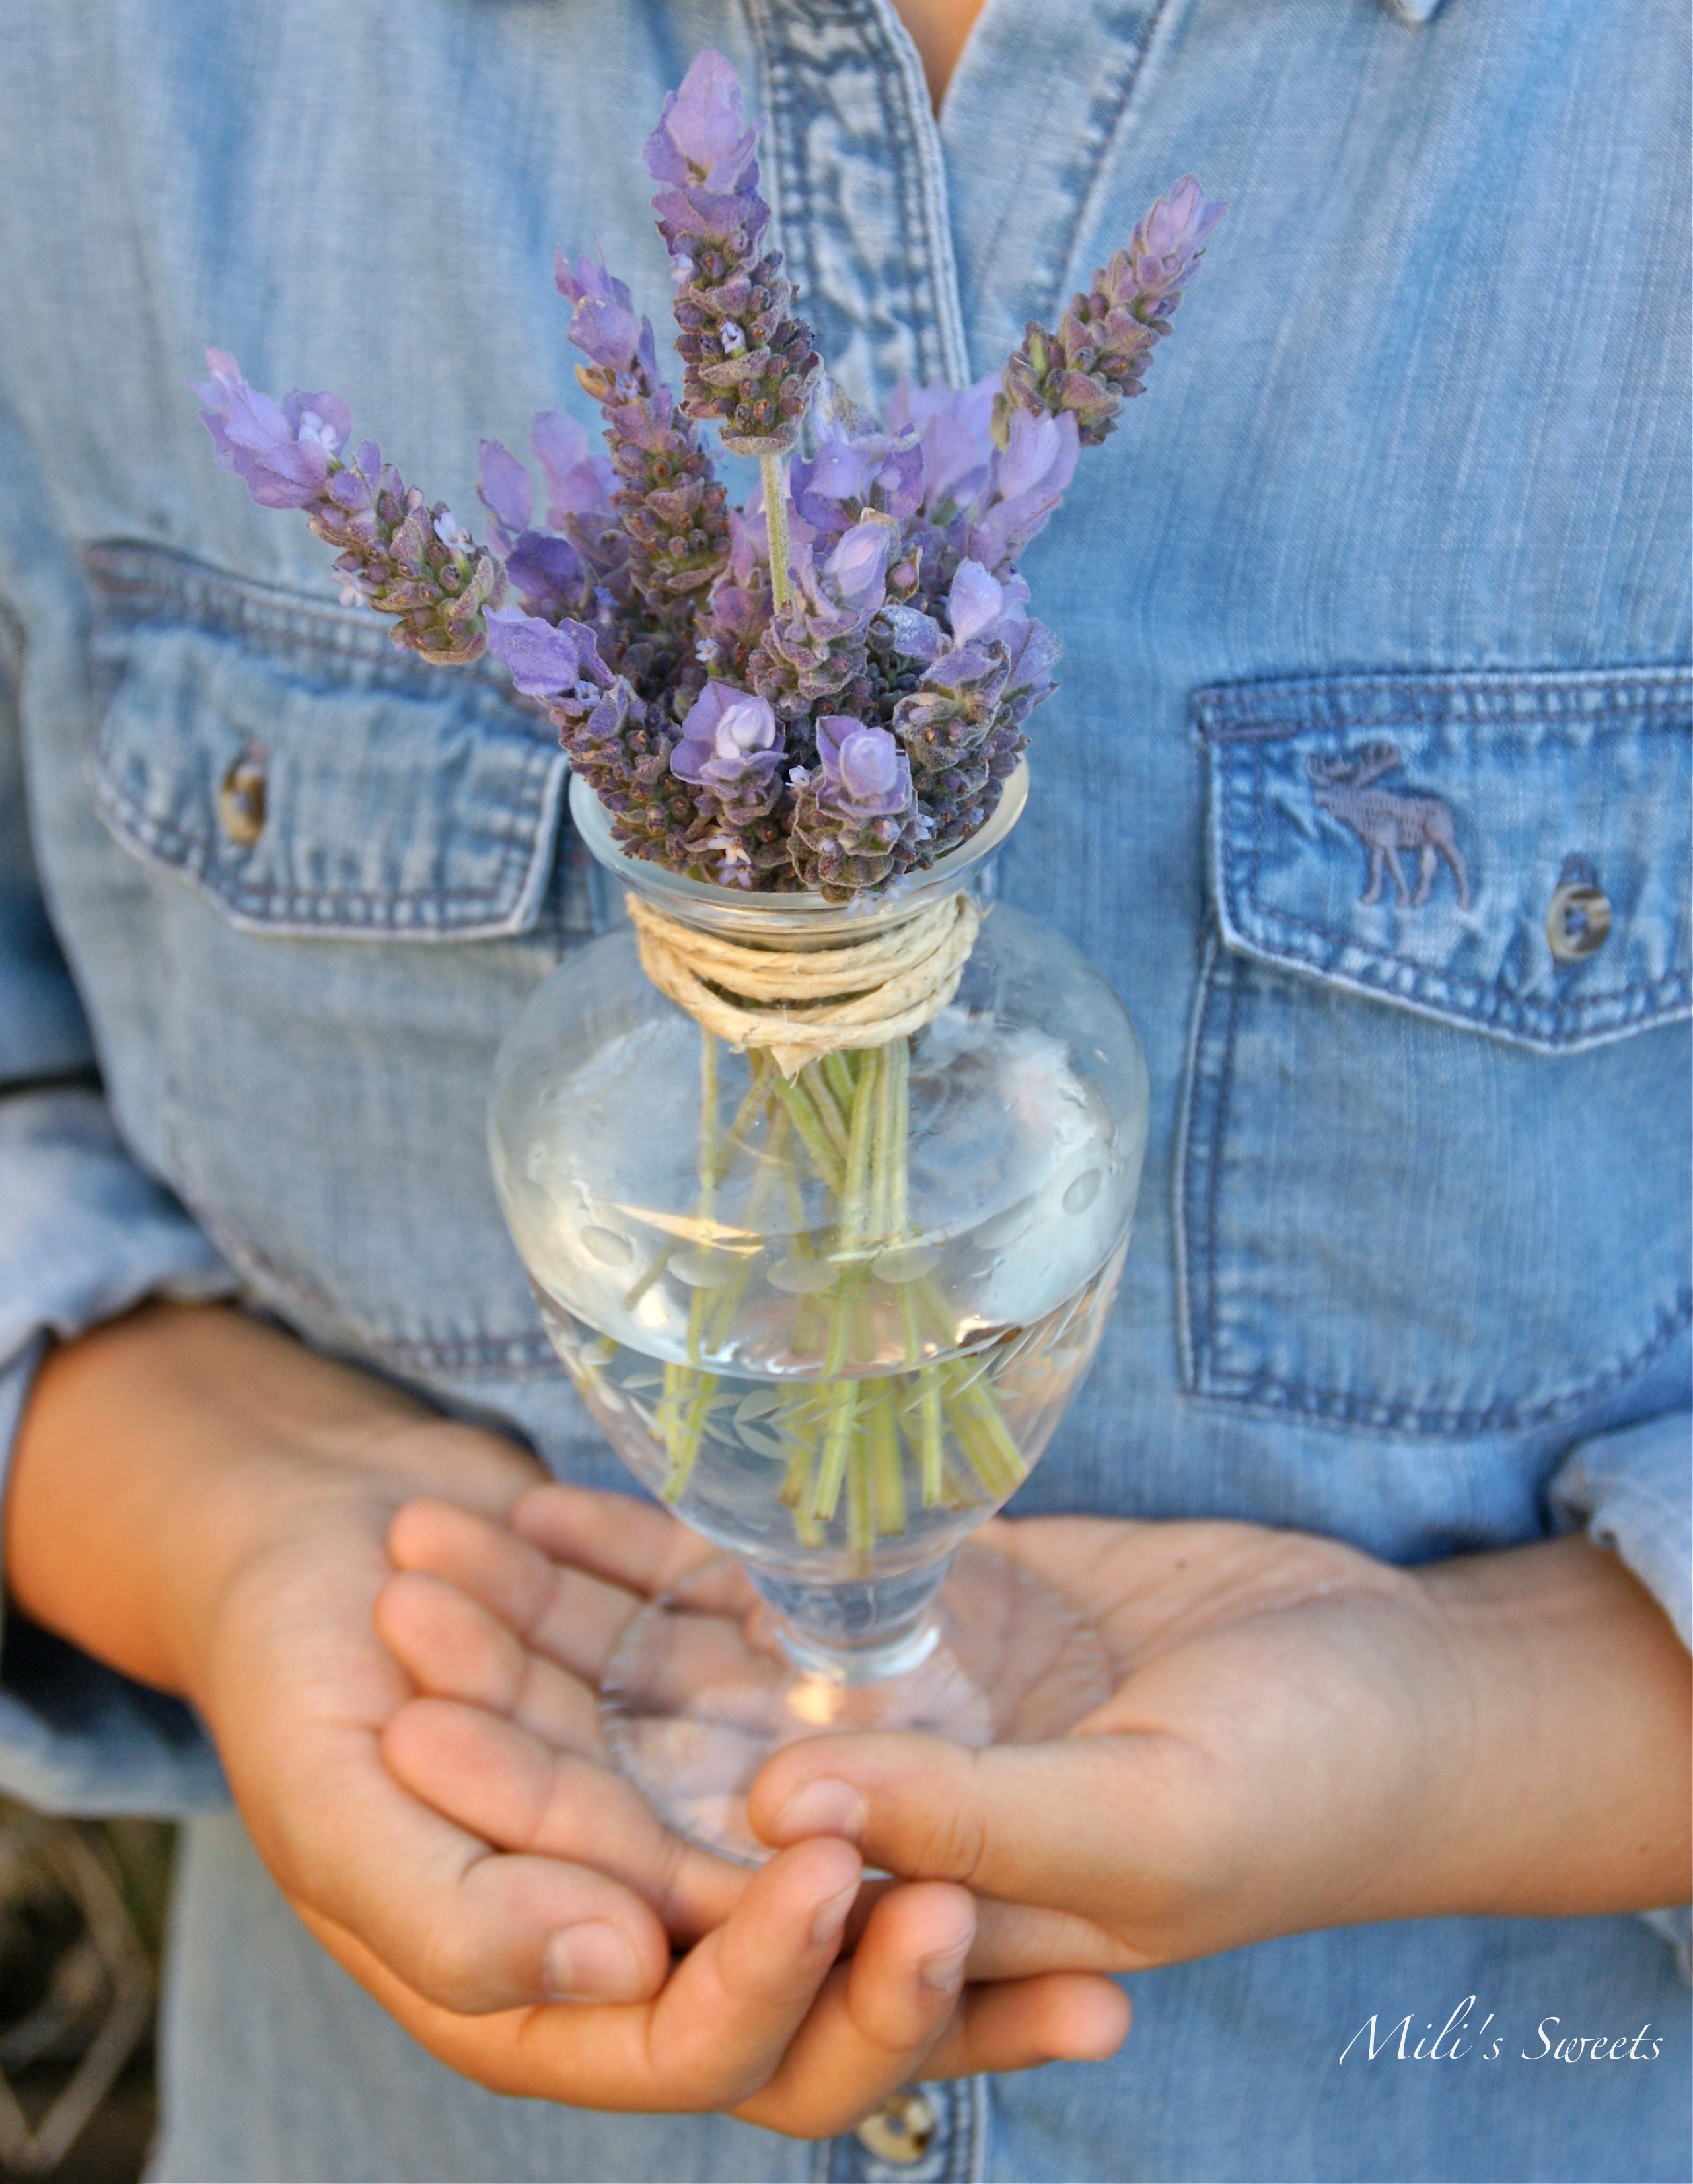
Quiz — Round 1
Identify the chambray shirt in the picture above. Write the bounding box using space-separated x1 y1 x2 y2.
1 3 1689 2179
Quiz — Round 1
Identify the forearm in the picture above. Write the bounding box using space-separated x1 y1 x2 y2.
1414 1533 1691 1917
5 1300 542 1707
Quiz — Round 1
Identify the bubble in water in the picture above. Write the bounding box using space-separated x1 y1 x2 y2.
872 1243 942 1285
1062 1169 1102 1215
767 1257 838 1296
972 1202 1033 1251
672 1247 735 1288
581 1225 635 1266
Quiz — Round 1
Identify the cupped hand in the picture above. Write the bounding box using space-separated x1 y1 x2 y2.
416 1484 1688 1992
371 1486 1129 2127
750 1513 1692 1964
390 1488 1438 1982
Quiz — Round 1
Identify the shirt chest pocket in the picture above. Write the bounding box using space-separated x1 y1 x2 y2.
1181 667 1692 1438
87 542 577 1376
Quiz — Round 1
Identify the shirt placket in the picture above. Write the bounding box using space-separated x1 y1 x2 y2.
742 0 971 402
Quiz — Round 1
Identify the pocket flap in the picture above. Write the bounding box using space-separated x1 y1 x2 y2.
87 542 567 940
1194 667 1692 1053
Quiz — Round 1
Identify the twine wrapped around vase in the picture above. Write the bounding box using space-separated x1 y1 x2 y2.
624 890 983 1077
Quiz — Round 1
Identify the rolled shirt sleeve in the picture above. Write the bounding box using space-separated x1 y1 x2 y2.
1550 1409 1692 1652
0 1089 235 1815
1550 1410 1693 1965
1 619 235 1812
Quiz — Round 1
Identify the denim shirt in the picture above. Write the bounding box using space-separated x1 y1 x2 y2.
1 2 1688 2178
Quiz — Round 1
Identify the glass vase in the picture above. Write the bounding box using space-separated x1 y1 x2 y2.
487 765 1148 1860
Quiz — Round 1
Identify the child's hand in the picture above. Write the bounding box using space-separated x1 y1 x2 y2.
387 1481 1689 2005
10 1305 1126 2134
369 1490 1128 2130
748 1515 1692 1965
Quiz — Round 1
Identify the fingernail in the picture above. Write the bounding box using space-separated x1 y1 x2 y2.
542 1921 643 2002
809 1877 861 1949
918 1938 972 1994
777 1776 867 1842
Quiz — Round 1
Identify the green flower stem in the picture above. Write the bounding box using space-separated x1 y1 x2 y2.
770 1072 846 1194
624 1053 772 1311
661 1092 789 1501
867 1380 906 1537
804 1063 853 1164
821 1048 858 1117
761 452 794 614
643 1022 1029 1550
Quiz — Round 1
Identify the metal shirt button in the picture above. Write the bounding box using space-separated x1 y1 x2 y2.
853 2086 937 2166
1546 855 1611 961
217 753 268 847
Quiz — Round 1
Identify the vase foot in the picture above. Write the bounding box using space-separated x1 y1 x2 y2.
598 1541 1109 1866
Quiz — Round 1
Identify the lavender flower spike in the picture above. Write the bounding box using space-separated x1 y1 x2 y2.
194 349 504 666
996 177 1225 447
554 250 731 645
646 49 820 457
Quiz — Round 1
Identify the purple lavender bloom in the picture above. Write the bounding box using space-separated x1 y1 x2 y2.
476 438 533 553
968 409 1080 571
530 411 615 525
945 559 1007 647
1128 176 1227 305
643 48 760 192
885 374 997 515
998 612 1063 730
504 531 594 622
792 425 924 538
191 349 349 509
672 682 785 800
875 603 944 666
812 716 912 816
555 252 644 373
789 713 925 897
825 518 897 611
484 606 583 697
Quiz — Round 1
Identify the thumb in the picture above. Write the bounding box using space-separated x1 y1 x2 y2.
747 1731 1133 1914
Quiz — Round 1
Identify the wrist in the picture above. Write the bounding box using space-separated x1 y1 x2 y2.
1408 1536 1692 1917
7 1301 542 1703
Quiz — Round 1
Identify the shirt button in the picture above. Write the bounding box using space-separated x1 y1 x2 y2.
217 753 268 846
853 2086 937 2165
1546 859 1611 960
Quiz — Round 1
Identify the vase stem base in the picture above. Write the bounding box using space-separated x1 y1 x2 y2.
599 1541 1110 1866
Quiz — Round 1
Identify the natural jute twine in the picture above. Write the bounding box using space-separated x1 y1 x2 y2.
625 889 982 1077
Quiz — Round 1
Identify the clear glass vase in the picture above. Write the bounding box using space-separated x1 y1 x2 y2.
487 765 1148 1860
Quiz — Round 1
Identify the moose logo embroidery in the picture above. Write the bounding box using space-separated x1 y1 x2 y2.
1306 742 1471 910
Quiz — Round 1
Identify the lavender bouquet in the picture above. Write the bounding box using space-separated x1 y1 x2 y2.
196 51 1219 1566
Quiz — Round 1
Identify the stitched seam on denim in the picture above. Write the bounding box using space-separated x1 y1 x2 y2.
85 540 544 721
1199 942 1242 1399
748 0 956 389
1239 743 1677 1019
93 741 559 918
859 0 936 378
862 0 968 386
1034 2 1171 328
1196 1290 1693 1438
1192 667 1693 740
745 0 816 372
162 1175 563 1377
1171 927 1217 1391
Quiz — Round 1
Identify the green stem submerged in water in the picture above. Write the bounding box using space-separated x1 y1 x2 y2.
643 1029 1027 1551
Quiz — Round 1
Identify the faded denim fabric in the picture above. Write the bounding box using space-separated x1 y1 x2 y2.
0 1 1688 2179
